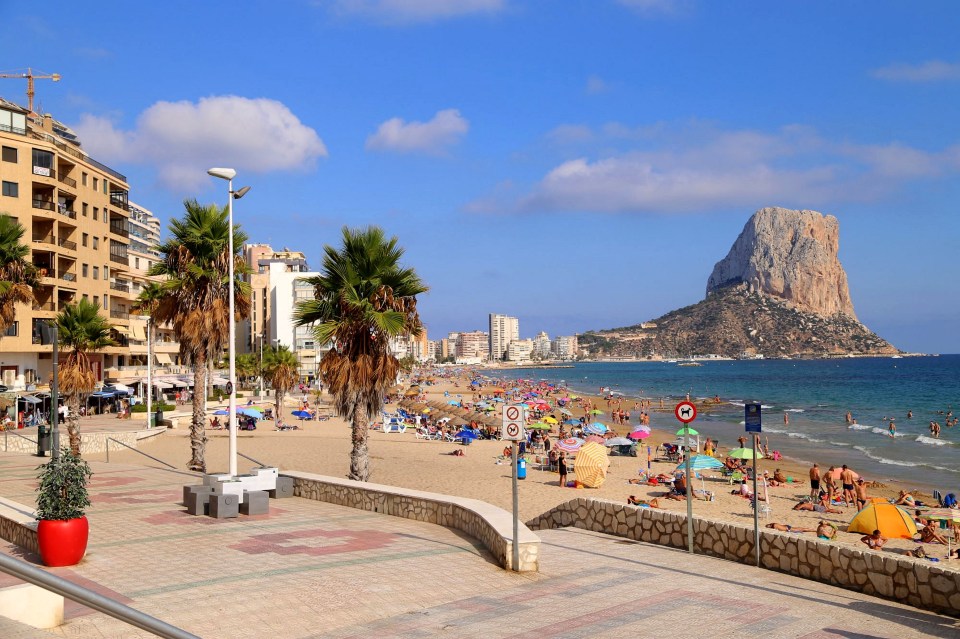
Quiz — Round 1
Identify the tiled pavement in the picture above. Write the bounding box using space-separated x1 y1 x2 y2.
0 450 957 638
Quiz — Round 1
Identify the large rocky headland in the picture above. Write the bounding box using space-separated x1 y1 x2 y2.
581 207 900 359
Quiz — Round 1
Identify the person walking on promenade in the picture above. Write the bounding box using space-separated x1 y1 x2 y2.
809 463 821 500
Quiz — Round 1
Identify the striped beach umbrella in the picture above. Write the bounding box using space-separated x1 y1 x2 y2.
585 434 606 445
584 423 608 435
628 429 651 440
555 437 584 454
674 455 724 472
574 442 610 488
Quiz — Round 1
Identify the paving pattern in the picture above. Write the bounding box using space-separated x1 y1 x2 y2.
0 451 957 638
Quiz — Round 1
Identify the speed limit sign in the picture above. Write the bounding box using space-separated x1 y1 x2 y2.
502 403 525 441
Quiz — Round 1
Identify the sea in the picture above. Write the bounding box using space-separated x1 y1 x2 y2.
486 356 960 494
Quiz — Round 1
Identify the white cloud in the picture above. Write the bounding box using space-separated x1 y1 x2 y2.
72 96 327 191
871 60 960 82
483 123 959 214
586 75 608 94
366 109 468 155
330 0 504 24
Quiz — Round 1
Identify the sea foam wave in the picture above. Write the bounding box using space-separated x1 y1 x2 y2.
785 408 805 413
848 424 871 430
853 446 920 467
870 427 905 437
915 435 949 446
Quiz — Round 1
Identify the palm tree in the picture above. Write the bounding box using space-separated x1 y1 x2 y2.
148 200 250 472
294 226 427 481
56 299 115 455
262 344 298 423
0 213 38 334
235 353 258 390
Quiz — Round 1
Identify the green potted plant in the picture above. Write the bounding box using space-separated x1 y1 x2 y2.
35 448 92 566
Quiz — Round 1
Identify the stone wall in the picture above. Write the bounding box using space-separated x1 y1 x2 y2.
283 471 539 572
0 497 39 556
527 497 960 617
1 429 150 456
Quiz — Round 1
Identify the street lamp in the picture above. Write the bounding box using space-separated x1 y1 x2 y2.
257 333 264 399
143 315 152 428
207 167 250 478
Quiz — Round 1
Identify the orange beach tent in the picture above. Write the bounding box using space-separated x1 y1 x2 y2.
847 503 918 539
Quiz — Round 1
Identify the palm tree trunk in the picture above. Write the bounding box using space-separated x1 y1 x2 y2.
189 356 208 472
349 412 370 482
276 389 284 422
66 394 81 456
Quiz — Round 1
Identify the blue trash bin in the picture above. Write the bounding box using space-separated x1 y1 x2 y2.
517 457 527 480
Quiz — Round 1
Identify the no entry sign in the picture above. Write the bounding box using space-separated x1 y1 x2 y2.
674 401 697 424
502 403 525 441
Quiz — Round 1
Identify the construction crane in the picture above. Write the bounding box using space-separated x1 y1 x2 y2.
0 67 61 114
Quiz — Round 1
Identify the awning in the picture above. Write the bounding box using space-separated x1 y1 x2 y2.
155 353 172 364
130 324 146 340
153 381 173 390
210 376 229 386
18 395 41 404
110 383 133 393
112 326 131 336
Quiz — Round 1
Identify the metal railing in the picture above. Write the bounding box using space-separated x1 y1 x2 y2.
109 222 129 238
238 451 271 468
110 310 129 320
110 280 130 293
59 272 77 283
58 206 77 220
32 233 55 245
0 122 26 135
57 237 77 251
105 437 178 469
110 197 130 211
109 254 129 266
32 198 55 211
32 300 55 311
58 173 77 188
0 553 199 639
3 429 37 450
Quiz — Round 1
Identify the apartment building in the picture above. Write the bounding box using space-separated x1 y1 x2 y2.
0 98 131 388
488 313 519 362
238 244 310 356
552 335 579 360
267 261 320 383
456 330 489 360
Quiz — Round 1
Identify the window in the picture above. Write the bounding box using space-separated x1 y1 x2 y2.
103 180 108 195
93 177 98 191
93 236 99 249
82 294 88 300
82 233 88 247
1 181 17 197
93 266 99 280
1 146 16 162
82 203 88 217
82 264 88 278
82 172 88 186
135 257 140 269
31 149 53 175
3 321 17 337
93 207 98 221
104 265 108 279
93 296 99 306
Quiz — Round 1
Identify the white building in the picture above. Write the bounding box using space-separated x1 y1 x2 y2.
507 339 534 362
488 314 519 362
532 331 551 358
268 262 322 382
456 331 489 360
552 335 578 360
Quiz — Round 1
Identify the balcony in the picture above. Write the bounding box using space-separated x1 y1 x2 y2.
56 237 77 251
32 166 56 180
58 173 77 189
58 205 77 221
109 254 129 266
58 272 77 287
32 198 55 212
110 280 130 293
110 310 129 320
32 300 56 312
109 221 129 239
32 232 55 246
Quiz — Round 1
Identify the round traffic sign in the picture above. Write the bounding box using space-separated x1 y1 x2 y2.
506 423 520 438
674 401 697 424
505 406 520 420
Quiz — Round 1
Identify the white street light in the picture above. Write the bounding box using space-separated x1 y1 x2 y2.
144 315 152 428
207 167 250 477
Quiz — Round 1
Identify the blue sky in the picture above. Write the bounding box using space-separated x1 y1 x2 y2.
2 1 959 353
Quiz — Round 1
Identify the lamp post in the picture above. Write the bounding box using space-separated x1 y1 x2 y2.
207 168 250 478
257 333 264 399
144 316 152 428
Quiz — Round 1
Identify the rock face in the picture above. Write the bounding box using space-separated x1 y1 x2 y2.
707 207 857 319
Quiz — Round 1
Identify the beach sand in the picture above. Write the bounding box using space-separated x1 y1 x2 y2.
89 371 957 561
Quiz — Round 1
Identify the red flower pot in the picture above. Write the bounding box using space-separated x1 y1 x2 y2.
37 516 89 567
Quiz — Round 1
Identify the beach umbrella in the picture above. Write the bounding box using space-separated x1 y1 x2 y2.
484 405 496 412
584 423 608 435
542 416 558 424
605 437 634 447
847 503 918 539
455 430 477 442
628 429 651 440
527 422 552 430
585 434 606 444
589 409 604 415
574 442 610 488
563 419 581 426
404 389 420 397
238 407 263 418
727 447 761 460
555 437 585 454
291 410 311 419
559 408 573 416
448 400 461 406
676 427 699 436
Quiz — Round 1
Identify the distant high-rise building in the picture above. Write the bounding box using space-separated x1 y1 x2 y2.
488 314 519 361
532 331 551 358
456 330 489 359
552 335 579 360
507 339 534 362
239 243 310 357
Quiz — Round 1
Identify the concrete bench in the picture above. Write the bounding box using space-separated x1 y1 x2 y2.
209 493 239 519
240 490 269 515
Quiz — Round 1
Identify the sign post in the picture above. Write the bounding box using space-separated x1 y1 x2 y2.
745 402 762 567
675 400 697 554
502 403 525 571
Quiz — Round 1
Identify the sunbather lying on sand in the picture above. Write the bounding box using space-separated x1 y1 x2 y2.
627 496 660 507
765 523 817 533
